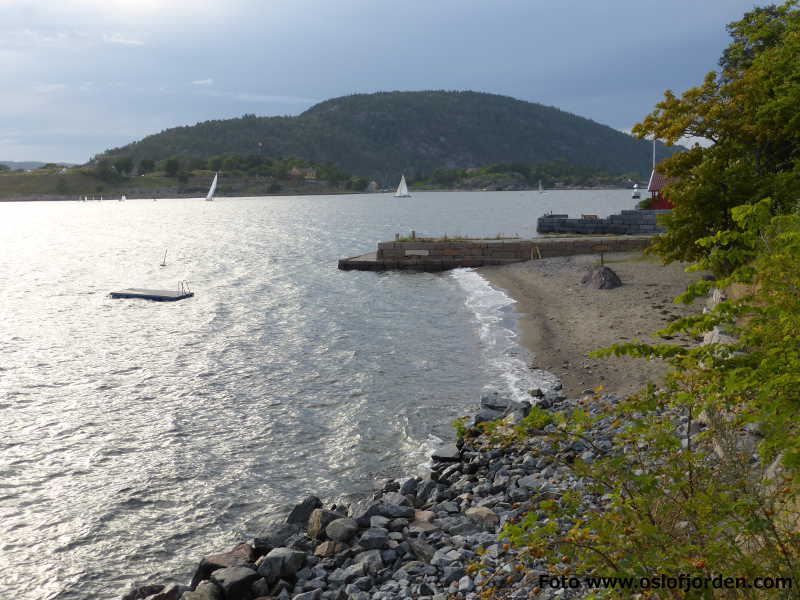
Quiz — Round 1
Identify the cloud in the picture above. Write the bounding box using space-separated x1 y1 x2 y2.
192 78 214 86
199 90 318 104
33 83 68 93
103 32 144 46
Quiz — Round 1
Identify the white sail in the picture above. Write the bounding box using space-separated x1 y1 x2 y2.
538 180 544 194
394 174 411 198
205 172 218 201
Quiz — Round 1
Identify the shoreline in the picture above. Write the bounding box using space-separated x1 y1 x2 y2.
119 253 704 600
477 251 705 398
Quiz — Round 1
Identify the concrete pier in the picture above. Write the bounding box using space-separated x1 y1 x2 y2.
338 235 654 272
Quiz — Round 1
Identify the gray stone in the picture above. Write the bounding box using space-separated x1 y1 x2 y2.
308 509 345 539
325 518 359 543
182 582 222 600
399 477 419 496
251 578 271 598
292 591 321 600
329 562 365 585
465 506 499 529
287 496 323 526
431 444 460 462
355 548 384 573
381 503 414 519
471 409 504 426
359 527 389 550
258 547 307 583
406 537 435 562
191 543 256 589
210 567 259 600
480 389 512 412
349 500 385 527
581 265 622 289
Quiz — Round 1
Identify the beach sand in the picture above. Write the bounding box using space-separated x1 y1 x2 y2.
478 252 706 399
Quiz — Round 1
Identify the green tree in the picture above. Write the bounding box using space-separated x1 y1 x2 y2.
137 159 155 175
163 157 180 178
113 156 133 176
93 157 116 182
633 1 800 272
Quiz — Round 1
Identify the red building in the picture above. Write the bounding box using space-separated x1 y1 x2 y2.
647 170 678 209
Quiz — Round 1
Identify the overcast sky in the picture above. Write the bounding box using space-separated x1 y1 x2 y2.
1 0 760 163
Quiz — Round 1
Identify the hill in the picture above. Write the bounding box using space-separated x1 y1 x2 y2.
103 91 677 182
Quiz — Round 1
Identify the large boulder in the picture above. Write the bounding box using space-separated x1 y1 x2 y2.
581 265 622 289
182 582 222 600
209 567 259 600
325 518 359 543
256 547 307 583
286 496 322 526
307 508 344 539
190 543 255 589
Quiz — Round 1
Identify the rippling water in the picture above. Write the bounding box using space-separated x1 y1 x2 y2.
0 190 634 599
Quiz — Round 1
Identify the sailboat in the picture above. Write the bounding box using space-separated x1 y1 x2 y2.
394 174 411 198
160 249 168 267
205 172 218 201
538 180 545 194
632 183 641 199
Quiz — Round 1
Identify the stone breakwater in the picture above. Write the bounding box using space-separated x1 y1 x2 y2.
121 386 629 600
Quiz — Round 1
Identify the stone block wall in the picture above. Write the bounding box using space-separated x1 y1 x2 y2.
537 209 670 235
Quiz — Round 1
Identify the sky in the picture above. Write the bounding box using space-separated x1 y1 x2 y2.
0 0 762 164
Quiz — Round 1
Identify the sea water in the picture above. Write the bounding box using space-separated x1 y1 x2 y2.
0 190 633 599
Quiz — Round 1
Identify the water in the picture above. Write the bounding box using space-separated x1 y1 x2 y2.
0 190 633 599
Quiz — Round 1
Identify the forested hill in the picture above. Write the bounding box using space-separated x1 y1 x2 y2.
104 91 677 181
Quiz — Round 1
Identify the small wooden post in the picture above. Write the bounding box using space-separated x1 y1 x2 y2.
411 230 416 240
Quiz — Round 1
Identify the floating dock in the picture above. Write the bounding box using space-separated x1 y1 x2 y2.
338 235 654 272
109 288 194 301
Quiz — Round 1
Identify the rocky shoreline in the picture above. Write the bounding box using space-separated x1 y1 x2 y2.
121 382 624 600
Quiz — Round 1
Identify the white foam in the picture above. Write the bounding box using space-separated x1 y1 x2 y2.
450 268 559 404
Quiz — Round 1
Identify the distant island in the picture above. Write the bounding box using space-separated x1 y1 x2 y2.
101 91 677 183
0 90 678 199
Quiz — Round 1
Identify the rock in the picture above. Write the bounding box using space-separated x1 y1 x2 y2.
258 547 307 583
313 539 344 558
354 549 384 573
251 578 271 598
480 389 512 412
292 591 321 600
581 265 622 289
458 575 474 592
471 408 504 426
210 567 259 600
307 509 344 540
381 503 414 519
286 496 323 526
146 584 182 600
358 527 389 550
399 477 419 496
256 523 301 552
325 518 359 543
191 543 256 589
415 480 443 505
122 584 164 600
328 562 365 585
431 444 460 462
381 491 409 506
349 500 385 527
465 506 499 529
182 582 223 600
406 537 435 562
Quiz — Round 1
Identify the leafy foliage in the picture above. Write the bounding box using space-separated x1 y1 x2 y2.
634 1 800 270
502 206 800 597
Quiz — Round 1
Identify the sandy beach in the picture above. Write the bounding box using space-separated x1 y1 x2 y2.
478 252 706 398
